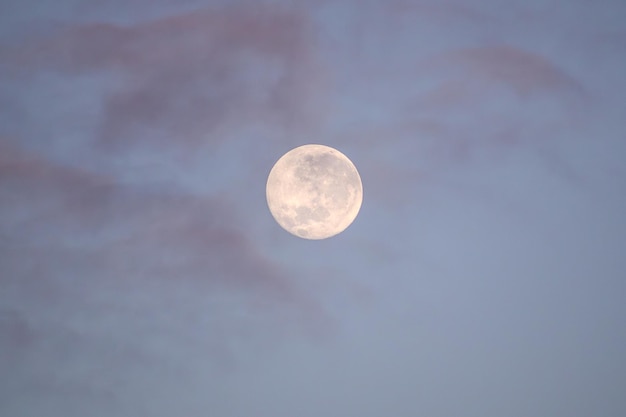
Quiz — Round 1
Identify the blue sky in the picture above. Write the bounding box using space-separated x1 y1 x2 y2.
1 1 625 416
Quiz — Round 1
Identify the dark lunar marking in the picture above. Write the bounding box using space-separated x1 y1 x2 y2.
279 214 296 230
294 152 357 210
295 205 330 223
295 152 345 184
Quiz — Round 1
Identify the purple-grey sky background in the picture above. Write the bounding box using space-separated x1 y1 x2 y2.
1 1 625 416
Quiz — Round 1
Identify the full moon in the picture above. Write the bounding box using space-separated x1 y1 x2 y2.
266 144 363 240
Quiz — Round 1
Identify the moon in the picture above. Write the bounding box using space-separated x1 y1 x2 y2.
266 144 363 240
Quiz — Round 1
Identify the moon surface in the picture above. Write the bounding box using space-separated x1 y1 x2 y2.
266 144 363 240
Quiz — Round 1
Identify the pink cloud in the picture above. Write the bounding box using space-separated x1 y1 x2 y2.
0 140 312 298
419 45 586 99
3 6 327 151
0 141 332 375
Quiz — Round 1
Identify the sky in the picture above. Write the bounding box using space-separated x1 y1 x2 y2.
1 0 625 416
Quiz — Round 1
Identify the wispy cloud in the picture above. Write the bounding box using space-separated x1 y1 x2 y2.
0 139 331 406
421 45 587 98
2 6 328 152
